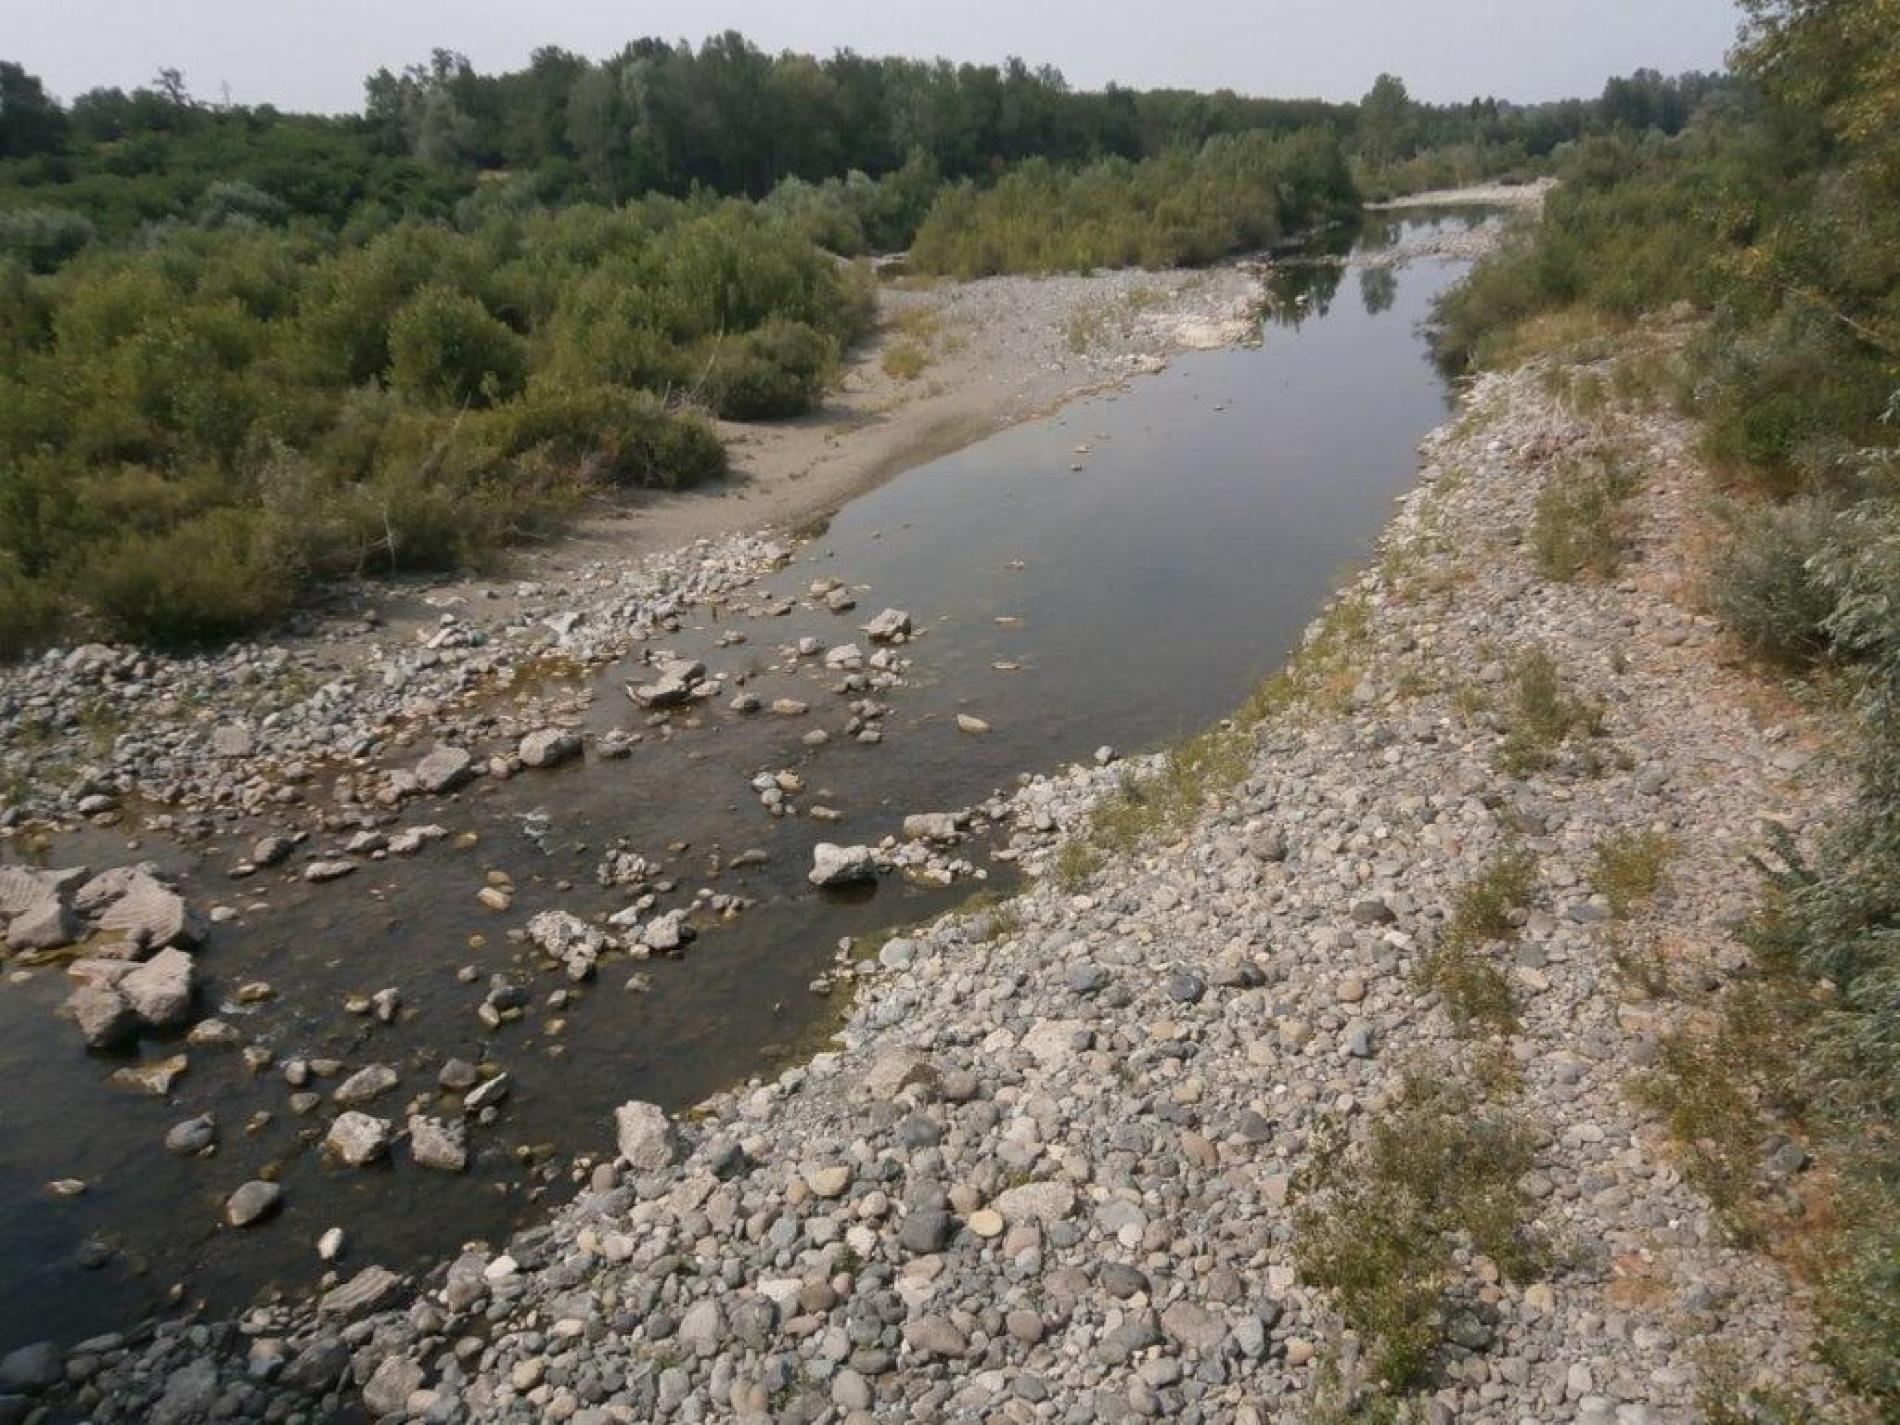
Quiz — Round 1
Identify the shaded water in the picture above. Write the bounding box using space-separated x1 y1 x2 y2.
0 213 1479 1351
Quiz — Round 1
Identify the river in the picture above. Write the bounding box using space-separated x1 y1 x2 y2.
0 209 1486 1353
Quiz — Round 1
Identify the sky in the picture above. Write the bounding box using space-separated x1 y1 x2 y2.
12 0 1745 114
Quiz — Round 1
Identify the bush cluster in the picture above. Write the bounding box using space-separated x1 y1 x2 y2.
908 130 1359 278
1432 3 1900 1406
0 197 871 651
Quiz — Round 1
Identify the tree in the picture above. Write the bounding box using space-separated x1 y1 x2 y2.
0 61 68 157
1357 73 1416 167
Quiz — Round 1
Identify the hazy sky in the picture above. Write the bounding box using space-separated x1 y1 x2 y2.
14 0 1744 114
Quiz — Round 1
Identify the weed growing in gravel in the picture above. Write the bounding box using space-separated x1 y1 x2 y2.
1607 925 1673 998
1294 1063 1545 1392
1421 848 1537 1034
1531 452 1642 582
1248 591 1373 722
1628 972 1807 1236
881 341 930 380
1050 839 1103 889
1591 829 1672 917
1497 648 1607 775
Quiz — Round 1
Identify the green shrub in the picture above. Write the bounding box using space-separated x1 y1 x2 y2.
1497 647 1606 774
0 207 96 272
703 318 836 420
1591 830 1672 917
1531 452 1642 581
1421 848 1538 1033
0 557 65 658
494 385 726 489
1709 497 1849 667
388 285 528 407
1294 1065 1543 1391
1693 310 1899 488
81 507 299 645
196 180 290 229
911 130 1358 278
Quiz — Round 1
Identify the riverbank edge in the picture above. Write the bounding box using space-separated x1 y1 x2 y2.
42 319 1855 1423
0 197 1498 835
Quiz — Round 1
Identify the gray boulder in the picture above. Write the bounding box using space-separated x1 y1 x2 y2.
519 729 582 768
324 1111 392 1166
614 1100 682 1172
119 947 195 1029
808 842 877 888
413 746 474 794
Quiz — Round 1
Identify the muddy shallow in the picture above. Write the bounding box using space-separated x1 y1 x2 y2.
0 212 1481 1351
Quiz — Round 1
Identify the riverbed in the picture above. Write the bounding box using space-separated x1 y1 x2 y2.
0 210 1485 1353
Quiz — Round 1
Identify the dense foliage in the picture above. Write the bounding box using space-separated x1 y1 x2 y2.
0 34 1740 652
908 130 1357 277
0 199 871 650
1433 0 1900 1406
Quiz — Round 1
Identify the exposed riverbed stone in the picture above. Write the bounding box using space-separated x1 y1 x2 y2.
324 1111 391 1166
808 842 877 888
225 1180 282 1228
613 1100 681 1171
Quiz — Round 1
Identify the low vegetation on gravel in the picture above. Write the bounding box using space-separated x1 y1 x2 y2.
1433 0 1900 1409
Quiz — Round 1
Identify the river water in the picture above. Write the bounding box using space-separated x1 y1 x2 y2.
0 211 1483 1352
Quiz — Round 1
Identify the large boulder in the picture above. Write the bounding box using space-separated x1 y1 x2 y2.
0 1341 61 1393
1 866 79 953
119 947 195 1029
808 843 877 888
902 812 964 843
614 1100 682 1173
413 746 474 794
362 1355 424 1417
92 871 204 952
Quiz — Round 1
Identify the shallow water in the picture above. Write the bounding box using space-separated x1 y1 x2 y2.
0 213 1481 1351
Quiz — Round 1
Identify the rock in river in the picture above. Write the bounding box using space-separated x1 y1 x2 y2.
324 1111 392 1166
519 728 581 769
225 1180 282 1228
119 947 195 1029
414 745 474 794
409 1115 468 1172
808 843 877 888
614 1100 681 1172
863 607 913 642
67 984 138 1050
332 1063 398 1106
165 1113 217 1155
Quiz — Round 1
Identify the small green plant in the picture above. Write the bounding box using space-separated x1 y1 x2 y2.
1531 452 1641 581
1607 925 1672 998
1294 1064 1544 1392
881 340 929 380
1420 848 1537 1034
1591 829 1671 917
1497 647 1606 775
1050 839 1102 889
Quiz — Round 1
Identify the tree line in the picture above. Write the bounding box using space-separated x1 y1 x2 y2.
3 37 1733 255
